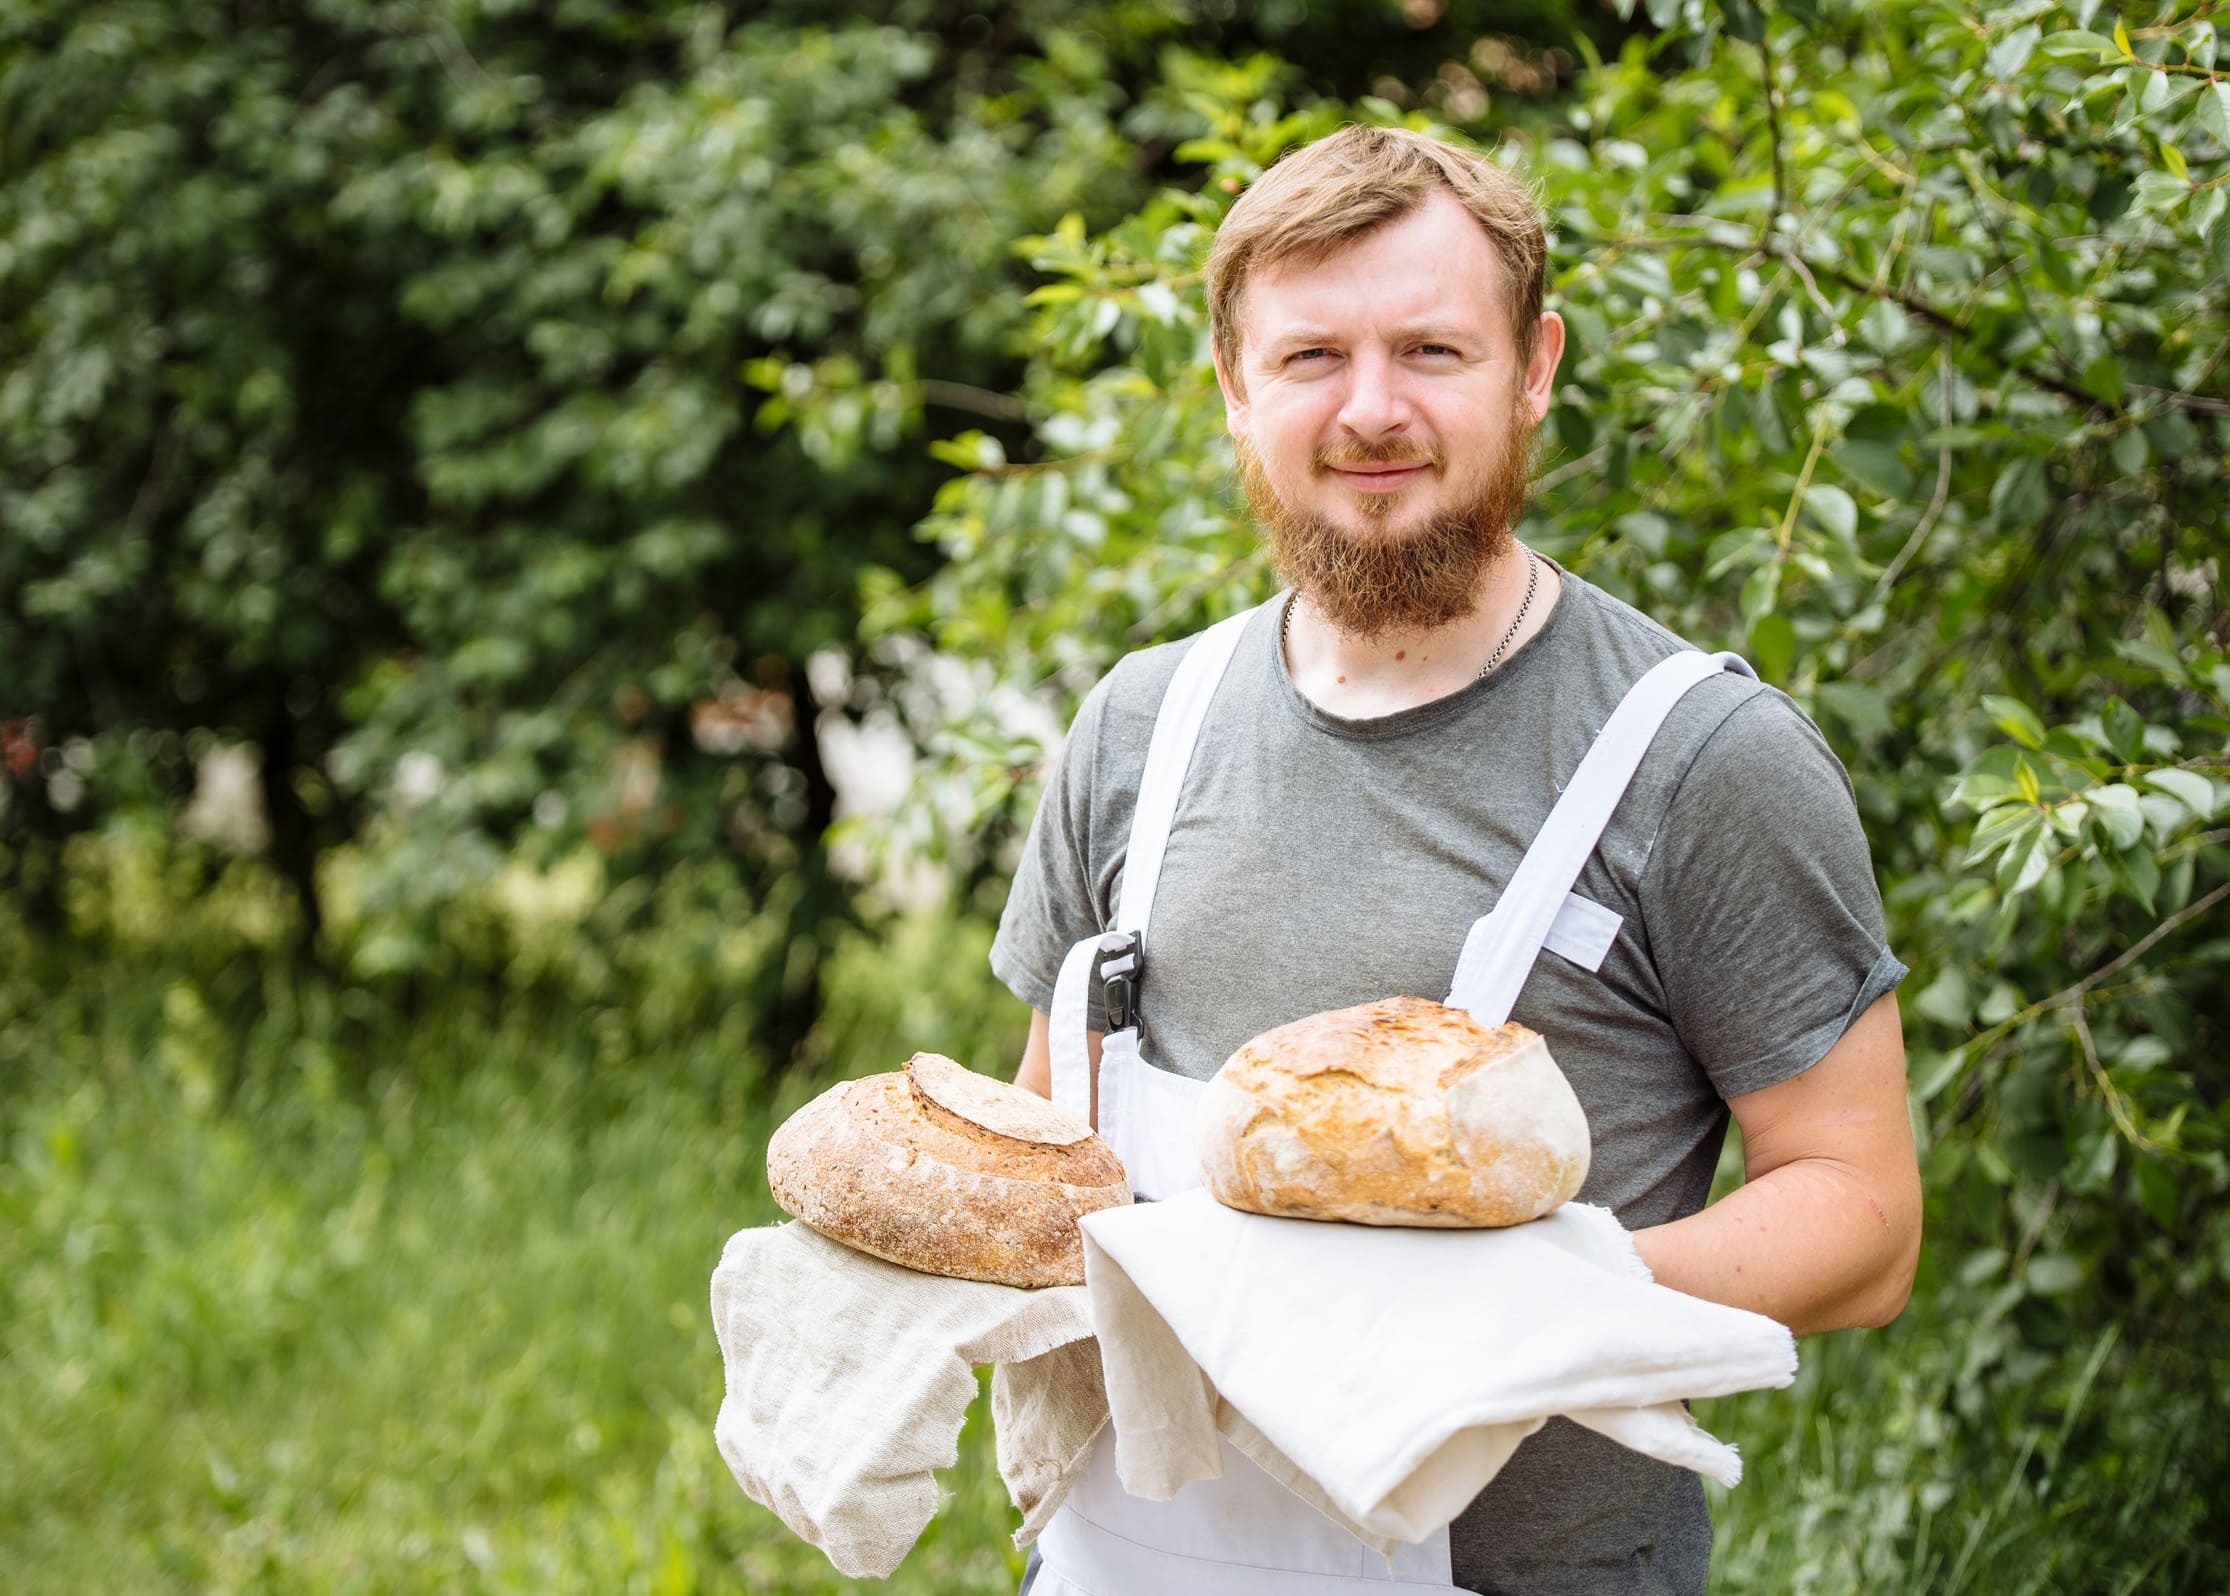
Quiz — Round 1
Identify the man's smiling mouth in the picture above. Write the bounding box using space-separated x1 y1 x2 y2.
1327 463 1432 490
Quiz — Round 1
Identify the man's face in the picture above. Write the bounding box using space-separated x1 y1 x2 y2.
1216 189 1565 638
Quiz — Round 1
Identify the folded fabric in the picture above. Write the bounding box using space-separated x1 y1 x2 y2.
1078 1192 1798 1552
709 1221 1104 1578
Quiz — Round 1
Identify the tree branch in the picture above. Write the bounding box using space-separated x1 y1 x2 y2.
1870 340 1956 597
1962 877 2230 1062
2126 384 2230 417
917 379 1030 423
1756 25 1790 234
2069 1000 2166 1154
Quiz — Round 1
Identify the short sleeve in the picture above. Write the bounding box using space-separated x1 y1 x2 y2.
990 679 1115 1015
1640 690 1907 1100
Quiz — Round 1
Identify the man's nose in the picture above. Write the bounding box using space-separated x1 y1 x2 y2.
1335 349 1413 440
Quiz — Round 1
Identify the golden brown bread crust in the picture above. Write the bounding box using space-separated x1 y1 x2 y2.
766 1054 1130 1287
1197 996 1589 1227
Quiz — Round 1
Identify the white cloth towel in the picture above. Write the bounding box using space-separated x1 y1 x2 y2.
709 1222 1106 1578
1078 1192 1799 1553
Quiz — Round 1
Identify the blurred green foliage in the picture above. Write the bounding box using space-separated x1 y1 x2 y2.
6 0 2229 1588
1 0 1152 1075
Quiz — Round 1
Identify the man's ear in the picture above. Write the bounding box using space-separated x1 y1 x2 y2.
1212 338 1251 443
1521 309 1567 427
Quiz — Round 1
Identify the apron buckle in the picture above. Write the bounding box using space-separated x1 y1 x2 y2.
1100 933 1143 1031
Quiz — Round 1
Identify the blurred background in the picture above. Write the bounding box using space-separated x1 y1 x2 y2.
4 0 2226 1589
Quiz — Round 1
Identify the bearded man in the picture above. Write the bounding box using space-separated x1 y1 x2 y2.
993 125 1922 1596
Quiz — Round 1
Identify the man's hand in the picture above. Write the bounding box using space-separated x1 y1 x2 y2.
1634 993 1921 1335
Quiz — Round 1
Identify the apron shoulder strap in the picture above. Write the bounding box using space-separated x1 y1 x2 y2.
1047 598 1274 1123
1446 648 1755 1027
1113 600 1269 936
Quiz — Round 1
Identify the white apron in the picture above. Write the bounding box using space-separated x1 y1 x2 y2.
1032 597 1753 1595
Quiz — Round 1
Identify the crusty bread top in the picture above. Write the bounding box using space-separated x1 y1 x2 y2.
828 1055 1125 1186
1222 995 1541 1098
906 1052 1092 1146
1197 995 1586 1227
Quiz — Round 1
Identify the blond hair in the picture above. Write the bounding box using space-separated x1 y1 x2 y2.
1207 125 1547 384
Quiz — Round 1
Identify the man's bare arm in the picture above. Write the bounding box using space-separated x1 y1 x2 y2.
1015 1008 1103 1125
1633 993 1921 1335
1019 996 1919 1335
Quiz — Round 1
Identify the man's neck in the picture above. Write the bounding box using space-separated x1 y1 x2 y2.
1282 545 1561 720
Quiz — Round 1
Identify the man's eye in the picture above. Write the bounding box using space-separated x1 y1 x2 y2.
1415 344 1458 358
1289 348 1332 363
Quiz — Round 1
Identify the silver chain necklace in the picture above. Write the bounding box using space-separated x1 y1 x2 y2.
1282 547 1540 682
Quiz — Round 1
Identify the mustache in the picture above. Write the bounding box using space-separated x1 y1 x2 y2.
1314 438 1446 472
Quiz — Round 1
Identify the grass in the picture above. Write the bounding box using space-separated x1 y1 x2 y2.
0 919 1031 1595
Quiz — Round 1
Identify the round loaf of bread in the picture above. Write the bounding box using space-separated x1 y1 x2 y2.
766 1052 1130 1286
1196 996 1589 1227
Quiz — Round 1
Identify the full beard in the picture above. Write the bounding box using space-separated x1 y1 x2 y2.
1238 393 1539 642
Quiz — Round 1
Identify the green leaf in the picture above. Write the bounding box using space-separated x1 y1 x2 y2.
2118 842 2161 911
2138 62 2172 115
1800 483 1859 541
1615 510 1671 557
1950 769 2027 811
2118 1036 2173 1076
1839 441 1915 499
1989 23 2041 79
2136 1157 2182 1227
2114 637 2190 686
1739 562 1781 622
2025 1253 2085 1294
2200 82 2230 149
2102 696 2148 763
1959 1245 2008 1286
2081 351 2125 407
1748 612 1796 682
1982 694 2047 749
1968 801 2039 863
1998 828 2054 897
1815 680 1893 739
1722 0 1766 46
1753 381 1792 452
2037 30 2116 61
1910 1047 1967 1103
2114 16 2134 58
2110 425 2150 476
2090 784 2147 849
2070 1126 2119 1192
1912 967 1972 1029
2131 170 2189 216
1988 456 2052 531
2143 767 2218 819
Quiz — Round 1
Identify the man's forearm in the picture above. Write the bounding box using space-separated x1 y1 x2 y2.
1632 1155 1921 1336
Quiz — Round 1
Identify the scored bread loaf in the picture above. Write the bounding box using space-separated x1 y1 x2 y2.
766 1052 1130 1287
1196 996 1589 1227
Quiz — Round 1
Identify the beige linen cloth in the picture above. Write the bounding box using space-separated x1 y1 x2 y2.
709 1221 1106 1579
1077 1191 1800 1554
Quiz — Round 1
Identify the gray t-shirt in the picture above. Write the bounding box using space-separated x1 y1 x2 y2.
993 568 1904 1596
